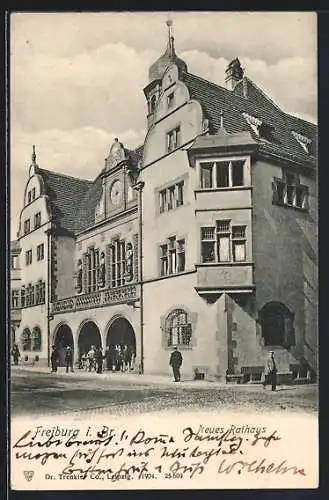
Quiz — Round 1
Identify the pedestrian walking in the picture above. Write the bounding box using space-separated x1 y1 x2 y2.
169 346 183 382
50 345 59 373
262 350 277 391
65 346 74 373
96 347 104 374
11 344 21 365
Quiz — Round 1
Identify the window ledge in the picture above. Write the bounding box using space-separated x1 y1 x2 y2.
275 202 308 212
165 346 193 351
196 261 254 267
159 203 186 216
195 185 252 193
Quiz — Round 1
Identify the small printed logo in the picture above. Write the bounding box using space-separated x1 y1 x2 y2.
24 471 34 482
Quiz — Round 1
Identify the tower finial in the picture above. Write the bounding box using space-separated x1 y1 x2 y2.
32 144 36 164
166 17 174 56
220 109 224 129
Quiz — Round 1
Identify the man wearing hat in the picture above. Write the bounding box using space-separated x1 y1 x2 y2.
50 344 59 373
262 351 277 391
65 346 74 373
169 346 183 382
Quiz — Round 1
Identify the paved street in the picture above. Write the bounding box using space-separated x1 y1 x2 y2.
10 366 318 418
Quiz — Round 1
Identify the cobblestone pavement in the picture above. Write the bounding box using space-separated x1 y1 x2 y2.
10 367 318 417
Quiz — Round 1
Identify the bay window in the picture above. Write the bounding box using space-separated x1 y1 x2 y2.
201 221 247 263
199 159 246 188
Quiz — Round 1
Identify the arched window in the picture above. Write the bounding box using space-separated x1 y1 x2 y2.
165 309 192 348
31 326 42 351
260 302 295 348
21 328 31 351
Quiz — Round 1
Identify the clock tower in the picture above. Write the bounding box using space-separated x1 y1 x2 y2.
94 138 138 223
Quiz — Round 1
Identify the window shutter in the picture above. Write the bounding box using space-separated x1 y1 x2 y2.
133 233 138 281
105 244 112 287
82 253 88 293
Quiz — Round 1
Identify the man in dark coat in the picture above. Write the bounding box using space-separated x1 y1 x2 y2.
96 347 104 374
65 346 74 373
262 351 277 391
12 344 20 365
50 345 59 373
169 346 183 382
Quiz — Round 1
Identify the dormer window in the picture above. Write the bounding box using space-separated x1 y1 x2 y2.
27 191 31 204
167 92 175 109
242 112 275 141
291 131 312 154
242 112 262 136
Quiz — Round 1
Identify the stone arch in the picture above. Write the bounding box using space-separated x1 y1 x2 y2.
53 323 74 366
77 320 102 360
259 301 295 348
106 316 136 350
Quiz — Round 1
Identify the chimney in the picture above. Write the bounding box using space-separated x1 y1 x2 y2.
225 58 244 91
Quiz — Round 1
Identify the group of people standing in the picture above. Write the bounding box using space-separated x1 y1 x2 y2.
50 343 136 374
79 344 135 373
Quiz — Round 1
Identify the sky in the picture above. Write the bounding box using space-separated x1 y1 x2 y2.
10 11 317 238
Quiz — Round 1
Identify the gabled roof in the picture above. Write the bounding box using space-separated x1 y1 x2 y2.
38 168 93 233
183 72 317 167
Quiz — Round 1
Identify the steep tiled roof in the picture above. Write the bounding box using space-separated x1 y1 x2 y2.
183 72 317 167
38 168 93 233
77 175 103 232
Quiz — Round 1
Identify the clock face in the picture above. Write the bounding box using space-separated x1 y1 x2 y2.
110 180 123 205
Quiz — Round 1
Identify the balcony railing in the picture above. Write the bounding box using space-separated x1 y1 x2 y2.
52 283 139 315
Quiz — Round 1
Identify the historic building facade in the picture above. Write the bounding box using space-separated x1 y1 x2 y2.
10 240 21 346
13 28 318 382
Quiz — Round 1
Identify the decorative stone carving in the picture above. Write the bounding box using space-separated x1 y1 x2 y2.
105 138 126 171
124 242 133 282
76 259 83 294
98 252 106 288
52 284 139 314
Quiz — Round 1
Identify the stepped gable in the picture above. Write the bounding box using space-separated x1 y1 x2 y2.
183 72 317 167
38 168 92 233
